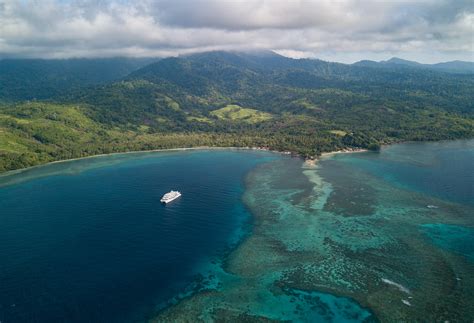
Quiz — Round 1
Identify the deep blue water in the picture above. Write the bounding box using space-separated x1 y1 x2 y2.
0 150 276 322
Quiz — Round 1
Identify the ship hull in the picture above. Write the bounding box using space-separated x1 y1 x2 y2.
160 193 181 204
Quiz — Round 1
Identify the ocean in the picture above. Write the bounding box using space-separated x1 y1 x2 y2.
1 140 473 322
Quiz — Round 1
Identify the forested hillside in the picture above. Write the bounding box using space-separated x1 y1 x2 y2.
0 51 473 172
0 58 155 101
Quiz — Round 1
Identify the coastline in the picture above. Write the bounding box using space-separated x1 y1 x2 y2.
0 146 288 179
2 136 472 178
0 144 373 179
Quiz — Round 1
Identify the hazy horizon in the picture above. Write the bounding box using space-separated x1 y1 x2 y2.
0 49 472 65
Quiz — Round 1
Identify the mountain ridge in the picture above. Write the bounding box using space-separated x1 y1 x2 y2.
353 56 474 74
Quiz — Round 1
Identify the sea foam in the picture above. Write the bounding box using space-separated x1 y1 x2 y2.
381 278 411 294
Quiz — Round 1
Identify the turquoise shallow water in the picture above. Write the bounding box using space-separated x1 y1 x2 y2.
158 140 473 322
312 140 474 320
329 139 474 261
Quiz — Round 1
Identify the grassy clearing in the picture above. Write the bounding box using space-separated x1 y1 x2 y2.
293 99 321 111
329 130 347 136
187 116 214 123
210 105 272 123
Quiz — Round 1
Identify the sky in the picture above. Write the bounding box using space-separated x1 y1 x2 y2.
0 0 473 63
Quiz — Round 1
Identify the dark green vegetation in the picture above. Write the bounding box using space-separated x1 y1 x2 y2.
1 51 473 172
0 58 155 101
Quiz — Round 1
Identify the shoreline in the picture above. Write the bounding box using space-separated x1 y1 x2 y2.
0 146 293 179
6 137 473 177
1 145 371 179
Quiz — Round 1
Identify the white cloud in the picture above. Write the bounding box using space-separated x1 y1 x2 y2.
0 0 472 63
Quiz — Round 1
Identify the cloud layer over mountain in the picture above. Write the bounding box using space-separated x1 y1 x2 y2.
0 0 472 63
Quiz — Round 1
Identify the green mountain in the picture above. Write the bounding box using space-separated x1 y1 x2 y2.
0 51 473 172
78 50 473 125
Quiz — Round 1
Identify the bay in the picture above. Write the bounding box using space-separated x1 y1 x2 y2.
0 150 276 322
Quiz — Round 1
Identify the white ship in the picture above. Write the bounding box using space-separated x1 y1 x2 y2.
160 190 181 204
